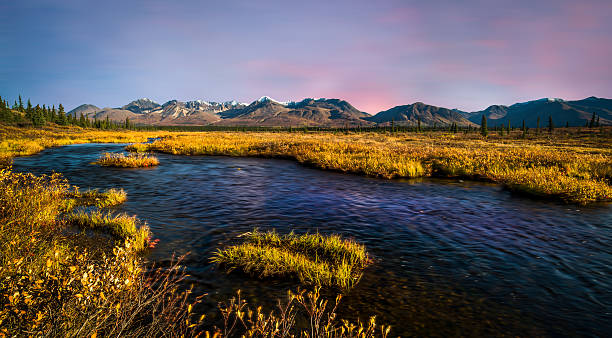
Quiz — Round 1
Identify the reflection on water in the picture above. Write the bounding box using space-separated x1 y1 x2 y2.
13 143 612 337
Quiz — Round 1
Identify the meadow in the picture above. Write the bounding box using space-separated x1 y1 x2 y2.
1 123 611 335
2 124 610 204
127 128 612 204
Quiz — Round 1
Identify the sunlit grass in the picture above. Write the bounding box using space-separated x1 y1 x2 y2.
0 124 170 158
131 131 611 204
246 229 369 268
0 168 200 336
94 152 159 168
65 210 151 252
2 123 610 204
0 167 389 336
66 187 127 209
212 230 370 290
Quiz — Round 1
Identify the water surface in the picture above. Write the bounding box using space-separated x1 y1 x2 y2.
13 143 612 337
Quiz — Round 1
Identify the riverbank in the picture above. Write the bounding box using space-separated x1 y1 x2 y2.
10 140 612 336
2 124 610 204
128 130 612 204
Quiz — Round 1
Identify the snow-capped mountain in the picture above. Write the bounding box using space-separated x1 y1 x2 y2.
68 96 612 127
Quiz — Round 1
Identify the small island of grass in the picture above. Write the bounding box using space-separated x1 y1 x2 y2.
94 152 159 168
212 229 371 290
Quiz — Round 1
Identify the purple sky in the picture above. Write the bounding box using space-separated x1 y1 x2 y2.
1 0 611 113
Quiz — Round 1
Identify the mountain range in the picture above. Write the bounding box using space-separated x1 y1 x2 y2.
69 96 612 128
463 97 612 127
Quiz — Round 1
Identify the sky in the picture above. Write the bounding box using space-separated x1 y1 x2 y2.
1 0 611 113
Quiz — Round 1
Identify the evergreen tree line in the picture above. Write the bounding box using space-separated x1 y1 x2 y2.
0 94 606 133
0 94 134 130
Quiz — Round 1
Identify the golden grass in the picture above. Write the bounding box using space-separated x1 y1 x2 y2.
219 287 391 338
0 124 169 158
94 152 159 168
130 130 612 204
2 123 609 203
212 230 370 290
66 187 127 209
0 167 389 337
65 211 152 252
0 168 201 336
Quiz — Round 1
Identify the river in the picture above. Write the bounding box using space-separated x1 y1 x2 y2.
13 143 612 337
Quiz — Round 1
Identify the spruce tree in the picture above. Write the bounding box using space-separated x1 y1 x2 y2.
537 116 541 134
480 115 488 137
417 117 421 132
596 116 600 127
18 95 24 111
548 115 554 133
589 112 596 128
50 105 57 123
57 104 66 125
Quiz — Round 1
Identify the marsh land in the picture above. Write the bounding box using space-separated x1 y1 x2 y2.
1 124 611 336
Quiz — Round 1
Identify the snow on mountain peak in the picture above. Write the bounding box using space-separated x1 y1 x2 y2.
138 98 158 104
512 97 564 107
256 96 290 105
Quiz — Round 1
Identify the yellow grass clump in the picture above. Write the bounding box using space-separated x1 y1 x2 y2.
65 211 152 252
94 152 159 168
212 229 370 290
65 187 127 210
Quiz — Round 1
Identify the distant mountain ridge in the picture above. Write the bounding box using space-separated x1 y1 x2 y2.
67 96 612 127
464 97 612 127
365 102 476 127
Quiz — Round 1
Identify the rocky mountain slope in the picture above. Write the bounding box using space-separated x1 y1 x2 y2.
465 97 612 127
68 96 611 127
366 102 476 126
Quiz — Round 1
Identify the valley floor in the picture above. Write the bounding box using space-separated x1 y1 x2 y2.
2 124 611 204
1 123 611 336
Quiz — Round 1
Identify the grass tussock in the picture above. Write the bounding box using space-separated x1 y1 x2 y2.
130 131 611 204
66 187 127 209
213 230 370 290
65 211 151 252
94 152 159 168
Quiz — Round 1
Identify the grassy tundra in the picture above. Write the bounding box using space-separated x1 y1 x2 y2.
1 124 610 204
129 129 612 204
1 123 609 335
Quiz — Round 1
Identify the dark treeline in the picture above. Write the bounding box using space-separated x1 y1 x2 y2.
0 95 134 130
1 94 606 135
140 124 484 134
